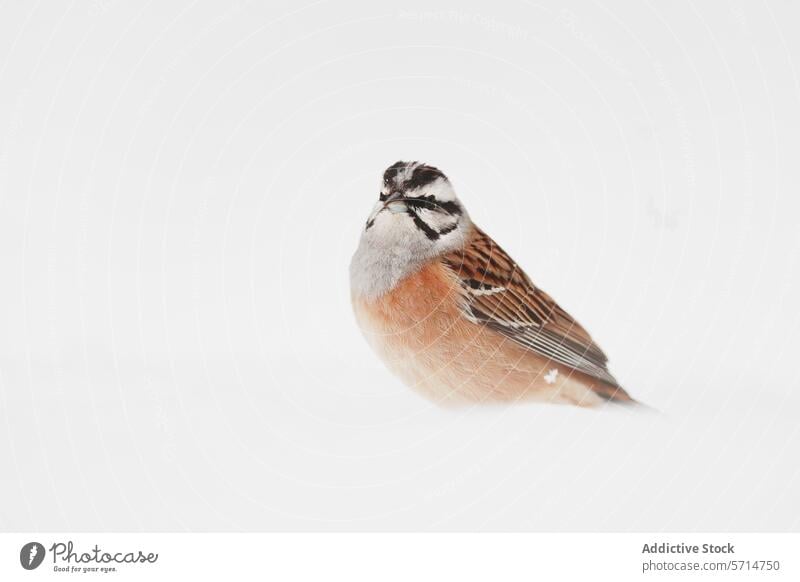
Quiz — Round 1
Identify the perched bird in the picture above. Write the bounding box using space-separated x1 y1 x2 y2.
350 161 636 408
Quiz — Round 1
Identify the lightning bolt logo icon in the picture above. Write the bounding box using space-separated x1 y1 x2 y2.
20 542 46 570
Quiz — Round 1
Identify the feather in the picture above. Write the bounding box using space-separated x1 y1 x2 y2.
442 226 632 400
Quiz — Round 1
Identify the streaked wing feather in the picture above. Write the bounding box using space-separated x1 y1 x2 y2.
443 227 622 389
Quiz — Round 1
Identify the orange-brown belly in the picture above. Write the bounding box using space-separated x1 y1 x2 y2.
352 261 606 407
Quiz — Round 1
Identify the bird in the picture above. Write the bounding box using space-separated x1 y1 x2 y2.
350 161 637 408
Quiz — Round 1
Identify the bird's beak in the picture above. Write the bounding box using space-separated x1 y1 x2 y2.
383 191 407 214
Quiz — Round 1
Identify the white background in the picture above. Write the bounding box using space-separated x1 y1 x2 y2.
1 0 799 531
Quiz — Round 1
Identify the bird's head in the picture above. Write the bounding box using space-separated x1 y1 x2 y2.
362 161 471 254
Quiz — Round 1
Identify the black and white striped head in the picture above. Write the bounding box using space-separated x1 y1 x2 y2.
363 161 470 246
351 162 472 298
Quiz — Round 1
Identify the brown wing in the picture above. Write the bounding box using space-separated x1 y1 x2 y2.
443 226 629 398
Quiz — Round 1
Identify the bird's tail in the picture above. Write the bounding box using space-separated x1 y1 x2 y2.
594 383 660 413
593 382 636 404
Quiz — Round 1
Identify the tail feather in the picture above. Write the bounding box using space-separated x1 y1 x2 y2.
591 382 645 408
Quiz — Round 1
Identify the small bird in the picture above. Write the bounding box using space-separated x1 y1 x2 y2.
350 161 636 408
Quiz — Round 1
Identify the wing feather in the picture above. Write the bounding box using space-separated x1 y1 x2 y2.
442 227 625 391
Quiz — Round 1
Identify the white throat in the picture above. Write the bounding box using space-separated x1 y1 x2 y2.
349 213 471 300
